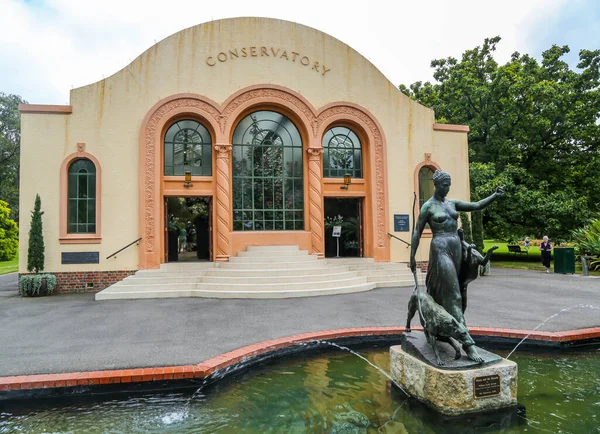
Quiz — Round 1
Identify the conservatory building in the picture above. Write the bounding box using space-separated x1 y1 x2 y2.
18 17 470 291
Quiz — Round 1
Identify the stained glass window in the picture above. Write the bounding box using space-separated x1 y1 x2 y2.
164 120 212 176
232 111 304 231
67 159 96 234
322 126 362 178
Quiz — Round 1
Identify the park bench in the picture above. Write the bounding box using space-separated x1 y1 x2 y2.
508 245 528 255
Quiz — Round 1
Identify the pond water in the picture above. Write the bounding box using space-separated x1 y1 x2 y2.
1 345 598 433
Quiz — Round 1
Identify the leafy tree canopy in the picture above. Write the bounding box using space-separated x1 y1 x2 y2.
0 199 18 261
401 37 600 240
0 92 27 221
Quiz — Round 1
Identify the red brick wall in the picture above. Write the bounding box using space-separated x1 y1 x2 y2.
19 270 136 293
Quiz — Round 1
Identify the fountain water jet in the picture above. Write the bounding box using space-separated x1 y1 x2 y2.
507 304 600 359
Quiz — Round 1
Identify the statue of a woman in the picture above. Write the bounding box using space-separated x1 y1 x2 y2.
409 170 504 361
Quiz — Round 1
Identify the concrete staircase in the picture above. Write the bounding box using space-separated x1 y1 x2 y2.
95 245 414 300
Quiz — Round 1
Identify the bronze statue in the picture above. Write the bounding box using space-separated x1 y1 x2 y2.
408 169 504 364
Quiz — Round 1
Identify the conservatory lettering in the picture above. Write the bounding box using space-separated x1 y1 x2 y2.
206 46 331 76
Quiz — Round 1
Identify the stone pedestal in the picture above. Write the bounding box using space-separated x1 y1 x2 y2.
390 334 518 416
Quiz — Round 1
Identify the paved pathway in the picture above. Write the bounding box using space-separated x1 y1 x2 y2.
0 273 17 297
0 268 597 376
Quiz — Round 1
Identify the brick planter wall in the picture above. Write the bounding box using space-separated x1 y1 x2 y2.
19 271 136 293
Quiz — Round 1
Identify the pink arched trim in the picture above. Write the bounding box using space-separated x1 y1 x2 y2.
139 85 390 268
59 148 102 244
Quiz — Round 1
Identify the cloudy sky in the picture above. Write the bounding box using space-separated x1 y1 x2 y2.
2 0 599 105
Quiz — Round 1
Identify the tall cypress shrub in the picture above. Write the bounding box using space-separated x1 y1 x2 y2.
458 212 473 244
472 210 484 253
27 194 45 273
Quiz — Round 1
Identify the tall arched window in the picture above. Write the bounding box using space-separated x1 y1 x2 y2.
68 159 96 233
322 126 363 178
418 166 435 209
232 110 304 231
164 120 212 176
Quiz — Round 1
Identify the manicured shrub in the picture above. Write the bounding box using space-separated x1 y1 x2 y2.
18 273 57 296
27 194 45 273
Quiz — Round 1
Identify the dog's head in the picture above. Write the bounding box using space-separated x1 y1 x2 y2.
445 318 474 345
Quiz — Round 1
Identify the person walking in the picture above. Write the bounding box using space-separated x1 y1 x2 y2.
524 237 530 250
540 236 553 273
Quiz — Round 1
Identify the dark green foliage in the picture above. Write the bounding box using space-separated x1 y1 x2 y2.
571 219 600 270
0 199 18 261
18 273 56 296
0 93 27 221
472 211 484 253
27 194 45 273
458 212 472 244
400 38 600 241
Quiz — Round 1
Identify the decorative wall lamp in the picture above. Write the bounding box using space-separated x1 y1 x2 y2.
184 170 193 188
340 173 352 190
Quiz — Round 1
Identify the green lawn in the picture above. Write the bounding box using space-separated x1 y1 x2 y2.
484 240 600 276
483 240 541 257
0 252 18 275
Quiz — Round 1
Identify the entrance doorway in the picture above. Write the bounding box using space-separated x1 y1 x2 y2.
324 198 363 258
164 197 212 262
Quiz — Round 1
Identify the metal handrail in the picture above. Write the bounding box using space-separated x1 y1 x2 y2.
106 237 142 259
388 233 410 248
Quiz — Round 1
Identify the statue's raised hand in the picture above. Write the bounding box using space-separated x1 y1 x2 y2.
495 186 505 197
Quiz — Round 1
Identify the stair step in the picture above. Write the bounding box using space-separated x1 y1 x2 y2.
200 272 359 284
238 250 310 257
216 261 328 270
95 282 377 300
228 255 319 263
203 266 352 277
112 276 368 291
246 245 299 252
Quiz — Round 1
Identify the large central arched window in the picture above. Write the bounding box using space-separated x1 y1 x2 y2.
232 110 304 231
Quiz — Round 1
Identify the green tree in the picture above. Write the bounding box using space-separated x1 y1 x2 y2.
0 200 18 261
0 93 27 220
27 194 45 273
458 212 472 244
400 38 600 241
472 211 484 253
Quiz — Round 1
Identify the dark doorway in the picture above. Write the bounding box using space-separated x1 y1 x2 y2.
324 198 363 258
165 197 212 262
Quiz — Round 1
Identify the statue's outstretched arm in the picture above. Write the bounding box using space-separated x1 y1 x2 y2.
454 186 504 212
409 203 429 272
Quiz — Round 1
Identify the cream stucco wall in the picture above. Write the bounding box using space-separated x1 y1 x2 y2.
19 17 469 272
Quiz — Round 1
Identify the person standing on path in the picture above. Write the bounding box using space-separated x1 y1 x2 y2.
540 236 553 273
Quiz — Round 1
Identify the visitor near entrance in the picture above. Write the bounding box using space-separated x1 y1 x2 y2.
179 227 187 254
540 235 553 273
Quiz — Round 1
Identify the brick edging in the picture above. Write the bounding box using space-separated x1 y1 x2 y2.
1 326 599 393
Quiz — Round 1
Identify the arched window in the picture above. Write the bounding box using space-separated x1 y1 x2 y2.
322 126 363 178
418 166 435 209
232 110 304 231
67 159 96 234
164 120 212 176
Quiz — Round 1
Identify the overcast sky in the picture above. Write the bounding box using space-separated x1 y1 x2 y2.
2 0 599 105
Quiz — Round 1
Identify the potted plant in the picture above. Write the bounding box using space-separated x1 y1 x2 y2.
19 194 56 296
